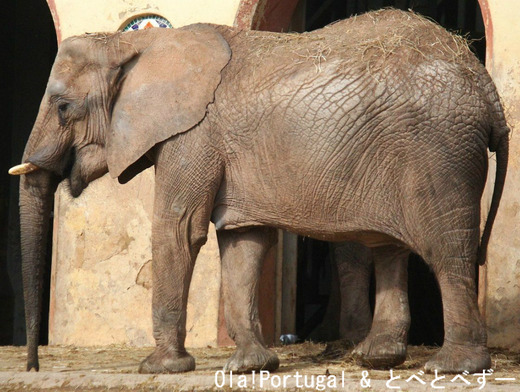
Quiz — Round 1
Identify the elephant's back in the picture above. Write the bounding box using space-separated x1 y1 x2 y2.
213 9 486 137
217 8 480 79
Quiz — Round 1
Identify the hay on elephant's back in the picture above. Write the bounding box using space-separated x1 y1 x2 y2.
336 9 478 74
252 8 478 75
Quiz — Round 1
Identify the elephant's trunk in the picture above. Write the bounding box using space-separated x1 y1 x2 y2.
18 170 57 371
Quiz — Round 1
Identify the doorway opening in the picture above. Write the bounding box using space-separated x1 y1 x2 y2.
0 0 57 345
292 0 486 347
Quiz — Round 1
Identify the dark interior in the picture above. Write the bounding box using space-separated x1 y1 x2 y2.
294 0 485 346
1 0 57 345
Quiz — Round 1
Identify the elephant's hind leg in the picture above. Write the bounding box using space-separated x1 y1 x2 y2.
320 242 373 358
415 197 490 373
312 242 373 347
352 246 410 369
218 227 280 373
424 250 490 373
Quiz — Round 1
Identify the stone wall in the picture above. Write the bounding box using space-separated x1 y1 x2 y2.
50 173 222 347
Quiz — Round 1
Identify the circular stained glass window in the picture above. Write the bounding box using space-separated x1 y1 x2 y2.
122 15 173 32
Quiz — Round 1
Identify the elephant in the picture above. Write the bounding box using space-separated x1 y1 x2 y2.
308 242 374 345
309 242 411 369
10 8 509 374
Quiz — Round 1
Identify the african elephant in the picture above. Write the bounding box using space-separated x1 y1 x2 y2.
11 9 508 374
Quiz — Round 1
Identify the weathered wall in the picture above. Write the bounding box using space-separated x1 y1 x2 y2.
48 0 241 40
479 0 520 351
50 173 222 347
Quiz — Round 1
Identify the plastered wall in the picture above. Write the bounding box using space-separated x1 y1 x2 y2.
479 0 520 351
49 0 241 39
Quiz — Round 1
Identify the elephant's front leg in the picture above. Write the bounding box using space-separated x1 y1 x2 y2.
335 242 373 345
137 210 201 374
138 137 222 374
218 227 280 373
352 246 410 369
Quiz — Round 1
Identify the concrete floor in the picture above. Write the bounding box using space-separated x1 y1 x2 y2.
0 343 519 391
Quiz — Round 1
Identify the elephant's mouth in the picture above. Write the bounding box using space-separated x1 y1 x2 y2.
9 147 87 197
61 148 75 178
68 178 87 198
62 148 89 198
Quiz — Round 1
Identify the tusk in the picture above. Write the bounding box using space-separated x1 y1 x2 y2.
8 162 40 176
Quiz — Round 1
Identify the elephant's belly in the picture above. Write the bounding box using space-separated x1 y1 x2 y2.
212 126 406 246
211 197 403 248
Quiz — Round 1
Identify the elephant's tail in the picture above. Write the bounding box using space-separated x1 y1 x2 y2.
477 101 510 266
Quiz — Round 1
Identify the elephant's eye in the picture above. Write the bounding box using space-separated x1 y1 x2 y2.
58 103 69 114
57 102 70 125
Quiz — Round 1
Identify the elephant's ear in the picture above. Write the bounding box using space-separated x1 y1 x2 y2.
107 25 231 179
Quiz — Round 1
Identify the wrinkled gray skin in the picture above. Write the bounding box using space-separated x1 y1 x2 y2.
16 9 508 374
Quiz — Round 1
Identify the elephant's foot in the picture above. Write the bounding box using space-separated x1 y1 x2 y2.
342 328 371 347
321 338 356 358
424 342 490 374
352 334 406 369
224 346 279 373
138 349 195 374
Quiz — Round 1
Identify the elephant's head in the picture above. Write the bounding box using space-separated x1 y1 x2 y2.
10 25 230 371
